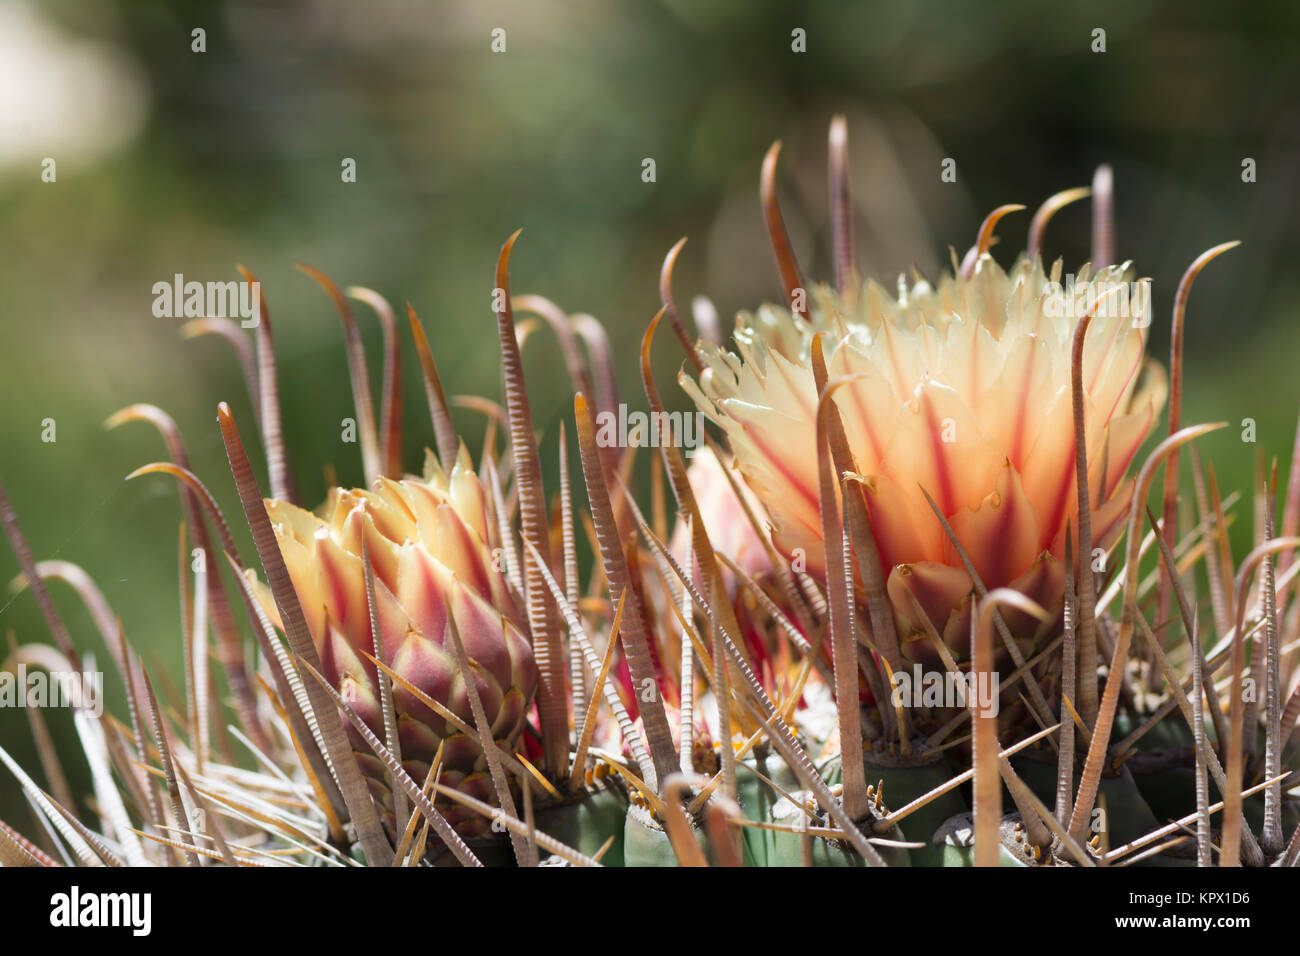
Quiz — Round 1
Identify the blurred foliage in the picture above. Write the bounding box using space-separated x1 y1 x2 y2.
1 0 1298 823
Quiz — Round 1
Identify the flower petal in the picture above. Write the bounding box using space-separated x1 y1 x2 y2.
945 459 1042 588
395 542 449 654
314 525 370 652
887 561 973 664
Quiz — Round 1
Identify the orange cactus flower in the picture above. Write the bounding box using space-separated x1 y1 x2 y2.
261 450 537 835
681 256 1166 663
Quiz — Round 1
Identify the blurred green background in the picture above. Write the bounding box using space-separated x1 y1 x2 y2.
2 0 1298 825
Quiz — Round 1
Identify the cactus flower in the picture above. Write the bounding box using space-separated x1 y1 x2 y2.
261 451 537 835
682 257 1166 665
671 445 774 589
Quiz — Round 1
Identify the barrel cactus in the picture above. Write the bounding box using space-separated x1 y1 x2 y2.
1 117 1297 874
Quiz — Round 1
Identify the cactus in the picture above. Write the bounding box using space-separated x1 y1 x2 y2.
1 118 1297 870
